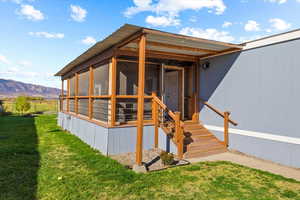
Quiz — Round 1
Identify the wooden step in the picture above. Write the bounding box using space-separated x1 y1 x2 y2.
183 121 200 125
183 124 204 131
184 146 227 159
182 122 227 159
188 141 225 151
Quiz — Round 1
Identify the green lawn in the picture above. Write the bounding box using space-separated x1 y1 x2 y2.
1 115 300 200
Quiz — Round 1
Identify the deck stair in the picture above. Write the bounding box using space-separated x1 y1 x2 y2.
182 121 227 159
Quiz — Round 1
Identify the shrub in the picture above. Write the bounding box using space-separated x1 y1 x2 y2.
15 96 31 115
160 151 175 166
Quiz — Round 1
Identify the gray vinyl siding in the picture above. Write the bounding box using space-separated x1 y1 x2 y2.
199 38 300 168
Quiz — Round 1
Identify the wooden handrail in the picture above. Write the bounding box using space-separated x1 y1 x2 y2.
152 94 184 159
153 96 176 119
199 98 238 126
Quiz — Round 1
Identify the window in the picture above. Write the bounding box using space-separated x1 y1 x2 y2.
70 76 76 96
78 70 89 96
78 99 89 116
117 61 159 95
94 64 109 95
69 99 75 112
93 99 109 121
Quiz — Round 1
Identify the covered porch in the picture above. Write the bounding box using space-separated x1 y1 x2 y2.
56 24 241 165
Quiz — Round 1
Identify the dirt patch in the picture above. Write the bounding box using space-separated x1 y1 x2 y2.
110 148 189 172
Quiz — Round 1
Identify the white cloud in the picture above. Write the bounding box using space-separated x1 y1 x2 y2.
222 21 232 28
70 5 87 22
146 15 180 26
29 32 64 39
18 4 44 21
179 27 235 43
244 20 260 31
81 36 96 45
0 54 10 64
18 60 32 67
264 0 287 4
269 18 291 31
124 0 226 27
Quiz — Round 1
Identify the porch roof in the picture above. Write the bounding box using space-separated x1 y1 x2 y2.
55 24 243 76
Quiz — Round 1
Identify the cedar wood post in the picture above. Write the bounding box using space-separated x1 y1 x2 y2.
61 79 64 111
192 62 200 122
75 72 79 114
136 34 146 165
67 79 70 112
88 66 94 119
110 56 117 126
152 92 158 148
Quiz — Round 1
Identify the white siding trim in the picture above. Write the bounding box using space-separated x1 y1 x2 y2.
204 125 300 145
243 29 300 50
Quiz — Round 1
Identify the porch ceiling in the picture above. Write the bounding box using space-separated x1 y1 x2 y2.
55 24 243 76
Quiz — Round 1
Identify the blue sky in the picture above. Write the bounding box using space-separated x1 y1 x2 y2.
0 0 299 88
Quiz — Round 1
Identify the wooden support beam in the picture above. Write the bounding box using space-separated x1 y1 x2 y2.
88 66 94 119
146 41 218 54
192 62 200 122
67 79 70 112
61 80 64 111
75 73 79 114
199 48 241 60
152 92 159 148
136 34 146 165
110 56 117 126
118 48 197 62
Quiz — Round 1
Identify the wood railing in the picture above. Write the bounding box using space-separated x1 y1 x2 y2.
199 98 238 147
152 92 184 159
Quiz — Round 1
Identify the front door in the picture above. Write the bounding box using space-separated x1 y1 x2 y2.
162 65 184 119
165 70 180 111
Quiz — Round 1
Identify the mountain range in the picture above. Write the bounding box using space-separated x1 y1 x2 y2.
0 79 61 99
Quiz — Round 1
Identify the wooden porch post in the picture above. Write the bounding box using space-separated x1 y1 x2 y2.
136 34 146 165
192 62 200 122
61 79 64 111
152 92 159 148
110 56 117 127
88 66 94 119
75 72 79 114
67 78 70 112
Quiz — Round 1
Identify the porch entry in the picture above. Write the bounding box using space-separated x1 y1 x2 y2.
162 65 185 120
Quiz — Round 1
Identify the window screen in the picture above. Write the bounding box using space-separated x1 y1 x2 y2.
94 64 109 95
70 76 76 96
117 61 160 95
69 99 75 112
78 71 89 96
78 99 89 116
93 99 109 122
117 62 138 95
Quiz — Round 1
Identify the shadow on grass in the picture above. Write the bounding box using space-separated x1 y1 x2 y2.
0 115 39 200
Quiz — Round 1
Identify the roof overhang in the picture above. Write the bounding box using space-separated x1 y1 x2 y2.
55 24 243 76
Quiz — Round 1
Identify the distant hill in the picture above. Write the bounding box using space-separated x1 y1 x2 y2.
0 79 61 99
